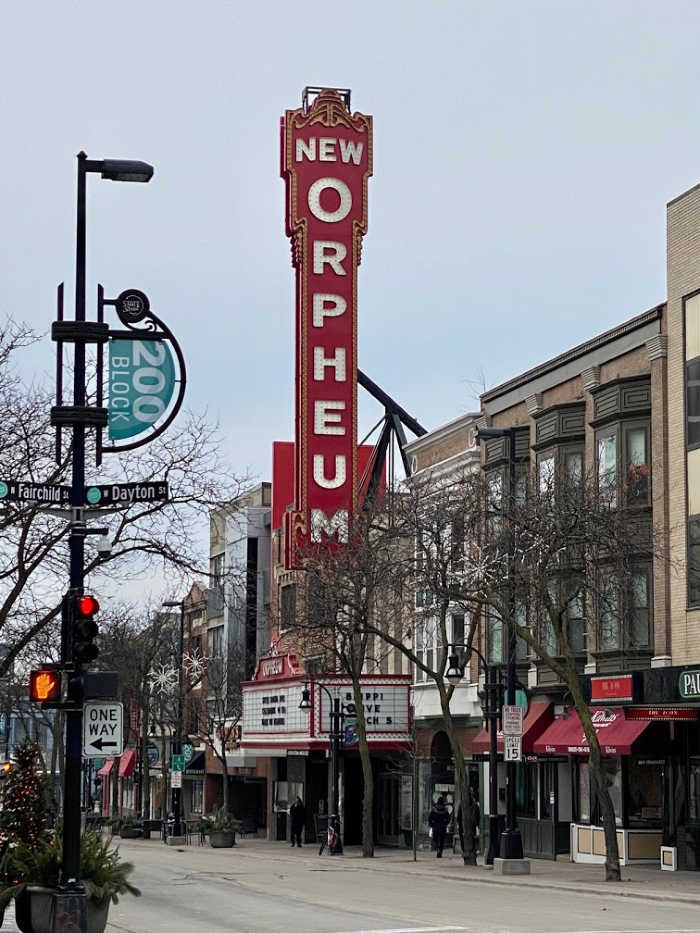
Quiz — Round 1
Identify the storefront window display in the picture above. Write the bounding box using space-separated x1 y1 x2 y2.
576 757 622 826
626 758 662 827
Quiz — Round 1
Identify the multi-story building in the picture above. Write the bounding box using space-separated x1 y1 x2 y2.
203 484 272 827
403 413 484 847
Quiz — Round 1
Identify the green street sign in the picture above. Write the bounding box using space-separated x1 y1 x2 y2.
108 338 176 441
172 754 185 772
183 744 194 763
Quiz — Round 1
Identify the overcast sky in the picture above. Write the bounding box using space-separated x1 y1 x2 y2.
2 0 700 487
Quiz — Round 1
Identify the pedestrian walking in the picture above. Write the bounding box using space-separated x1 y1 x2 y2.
290 795 306 847
428 795 450 858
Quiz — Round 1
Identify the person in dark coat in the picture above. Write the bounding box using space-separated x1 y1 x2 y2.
289 795 306 847
428 795 450 858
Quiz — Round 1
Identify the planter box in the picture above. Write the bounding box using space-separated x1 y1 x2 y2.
119 827 142 839
209 830 236 848
15 887 109 933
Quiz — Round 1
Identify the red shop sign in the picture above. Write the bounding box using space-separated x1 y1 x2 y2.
591 674 634 703
626 707 698 721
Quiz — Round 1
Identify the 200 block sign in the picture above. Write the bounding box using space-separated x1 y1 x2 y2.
281 90 372 567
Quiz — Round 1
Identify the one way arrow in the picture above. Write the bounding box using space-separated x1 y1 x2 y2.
90 738 118 751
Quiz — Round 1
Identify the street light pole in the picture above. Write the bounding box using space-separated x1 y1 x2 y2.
474 426 524 862
53 152 153 930
163 599 185 838
300 681 343 855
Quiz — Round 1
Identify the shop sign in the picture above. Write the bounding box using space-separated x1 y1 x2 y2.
242 683 307 735
321 685 409 734
679 669 700 700
250 653 302 682
627 707 698 721
281 90 372 568
591 674 634 703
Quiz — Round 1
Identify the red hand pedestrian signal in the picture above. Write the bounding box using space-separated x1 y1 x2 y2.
30 670 61 703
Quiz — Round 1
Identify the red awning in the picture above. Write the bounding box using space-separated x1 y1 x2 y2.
533 707 651 756
118 749 137 778
472 701 553 756
97 758 114 776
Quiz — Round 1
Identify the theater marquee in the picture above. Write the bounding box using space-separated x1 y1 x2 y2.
280 89 372 567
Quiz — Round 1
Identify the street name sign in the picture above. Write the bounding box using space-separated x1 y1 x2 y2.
502 704 523 736
0 480 70 505
172 754 185 772
504 735 522 762
85 481 169 507
171 771 182 789
82 701 124 758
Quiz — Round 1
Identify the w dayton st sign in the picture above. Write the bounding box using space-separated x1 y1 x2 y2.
281 90 372 567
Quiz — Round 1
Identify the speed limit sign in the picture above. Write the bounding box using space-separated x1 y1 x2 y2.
504 735 522 762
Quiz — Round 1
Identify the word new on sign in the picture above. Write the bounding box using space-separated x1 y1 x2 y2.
281 90 372 567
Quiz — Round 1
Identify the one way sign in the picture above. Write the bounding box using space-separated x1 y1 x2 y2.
82 701 124 758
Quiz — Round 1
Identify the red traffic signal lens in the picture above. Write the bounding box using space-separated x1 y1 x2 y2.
30 670 62 703
77 595 99 616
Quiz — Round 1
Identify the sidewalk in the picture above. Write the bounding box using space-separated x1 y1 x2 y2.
131 835 700 906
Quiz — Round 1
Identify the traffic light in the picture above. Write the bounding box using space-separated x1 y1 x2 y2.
29 669 62 704
72 593 100 665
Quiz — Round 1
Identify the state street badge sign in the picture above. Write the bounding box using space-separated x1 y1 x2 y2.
281 90 372 567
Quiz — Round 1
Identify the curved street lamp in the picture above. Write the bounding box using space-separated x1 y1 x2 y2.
299 680 345 854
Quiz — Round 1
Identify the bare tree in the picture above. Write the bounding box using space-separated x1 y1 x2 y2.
196 639 244 813
0 317 249 677
465 462 661 881
290 515 401 858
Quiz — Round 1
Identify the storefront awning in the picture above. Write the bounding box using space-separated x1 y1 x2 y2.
118 748 137 778
472 701 553 756
97 757 114 776
533 706 651 756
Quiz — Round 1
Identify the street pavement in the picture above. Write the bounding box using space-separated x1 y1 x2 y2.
6 837 700 932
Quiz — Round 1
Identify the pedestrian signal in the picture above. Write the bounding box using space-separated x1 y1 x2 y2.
30 669 62 704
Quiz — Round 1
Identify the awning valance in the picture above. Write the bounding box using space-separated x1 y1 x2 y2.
533 707 651 756
97 758 114 776
118 748 137 778
472 701 553 756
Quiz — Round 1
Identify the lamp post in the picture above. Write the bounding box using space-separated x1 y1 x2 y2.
163 599 185 838
57 153 153 926
445 643 502 865
475 425 524 862
299 681 344 855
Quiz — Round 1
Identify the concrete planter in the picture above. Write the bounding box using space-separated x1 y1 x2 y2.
119 827 142 839
15 885 109 933
209 830 236 848
15 886 110 933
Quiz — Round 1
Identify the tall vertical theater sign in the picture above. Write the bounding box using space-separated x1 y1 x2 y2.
281 90 372 567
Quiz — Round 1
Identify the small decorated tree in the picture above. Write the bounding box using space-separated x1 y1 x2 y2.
0 739 50 846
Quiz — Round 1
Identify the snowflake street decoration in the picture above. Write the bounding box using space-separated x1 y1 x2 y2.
147 664 179 696
183 649 209 682
464 547 500 593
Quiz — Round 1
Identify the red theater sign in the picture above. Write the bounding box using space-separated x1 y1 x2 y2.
281 90 372 567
